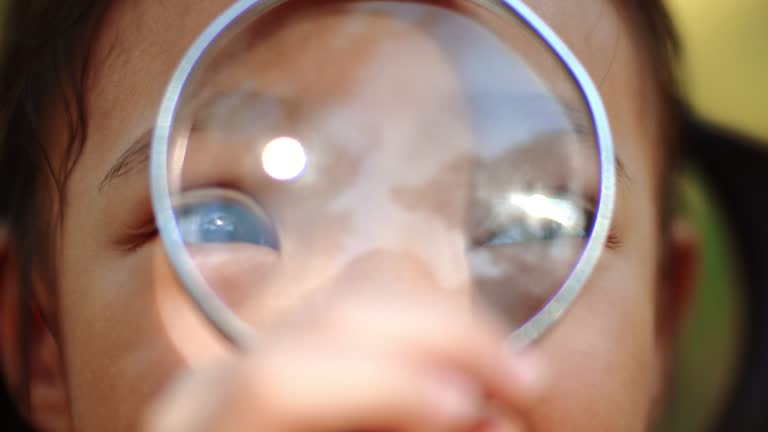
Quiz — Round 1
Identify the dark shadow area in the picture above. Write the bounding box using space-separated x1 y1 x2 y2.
1 379 30 431
684 113 768 432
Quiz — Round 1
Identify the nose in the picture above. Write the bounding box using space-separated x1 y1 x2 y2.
291 247 476 334
224 246 472 329
321 248 456 297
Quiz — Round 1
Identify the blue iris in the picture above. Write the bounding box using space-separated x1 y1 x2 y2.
176 198 279 250
471 195 595 249
482 219 588 247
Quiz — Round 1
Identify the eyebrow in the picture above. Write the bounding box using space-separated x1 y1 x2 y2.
98 129 153 192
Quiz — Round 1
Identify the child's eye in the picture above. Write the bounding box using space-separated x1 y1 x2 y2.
466 193 603 329
470 193 593 248
477 217 586 247
175 189 280 250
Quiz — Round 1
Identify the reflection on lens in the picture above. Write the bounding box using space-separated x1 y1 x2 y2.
504 193 590 240
261 136 308 181
472 192 590 248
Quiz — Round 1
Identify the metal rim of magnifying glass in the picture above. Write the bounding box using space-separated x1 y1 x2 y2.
150 0 616 350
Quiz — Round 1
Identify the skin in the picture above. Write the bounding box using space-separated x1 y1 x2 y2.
0 0 698 431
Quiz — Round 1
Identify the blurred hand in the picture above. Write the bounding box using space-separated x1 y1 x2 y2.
143 289 546 432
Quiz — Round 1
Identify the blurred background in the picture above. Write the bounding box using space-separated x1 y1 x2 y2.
658 0 767 430
668 0 768 141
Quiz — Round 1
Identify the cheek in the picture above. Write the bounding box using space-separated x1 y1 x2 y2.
530 252 659 431
58 242 230 432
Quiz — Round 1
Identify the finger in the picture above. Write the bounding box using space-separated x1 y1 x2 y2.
145 341 486 432
480 415 528 432
230 340 488 432
471 401 530 432
312 290 547 409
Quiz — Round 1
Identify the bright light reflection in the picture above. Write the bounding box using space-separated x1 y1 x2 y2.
507 193 583 228
261 136 308 181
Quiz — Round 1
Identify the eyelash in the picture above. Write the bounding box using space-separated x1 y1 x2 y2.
118 218 624 255
115 180 247 252
116 211 159 252
606 231 623 250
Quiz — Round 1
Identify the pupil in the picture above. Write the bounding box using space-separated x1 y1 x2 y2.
202 210 236 241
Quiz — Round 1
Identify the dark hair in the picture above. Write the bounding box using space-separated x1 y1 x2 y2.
0 0 111 417
0 0 681 426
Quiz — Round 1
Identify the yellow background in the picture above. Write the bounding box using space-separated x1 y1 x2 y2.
667 0 768 140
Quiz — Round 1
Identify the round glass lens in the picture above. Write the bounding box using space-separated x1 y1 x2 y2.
151 0 615 346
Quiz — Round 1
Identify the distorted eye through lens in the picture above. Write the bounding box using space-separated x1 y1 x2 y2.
176 188 280 249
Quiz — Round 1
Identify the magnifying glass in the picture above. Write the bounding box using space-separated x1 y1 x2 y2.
151 0 616 349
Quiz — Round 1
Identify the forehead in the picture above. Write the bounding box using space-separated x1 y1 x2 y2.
76 0 661 197
89 0 620 121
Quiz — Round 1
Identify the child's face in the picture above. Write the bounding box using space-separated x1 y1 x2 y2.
21 0 693 430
